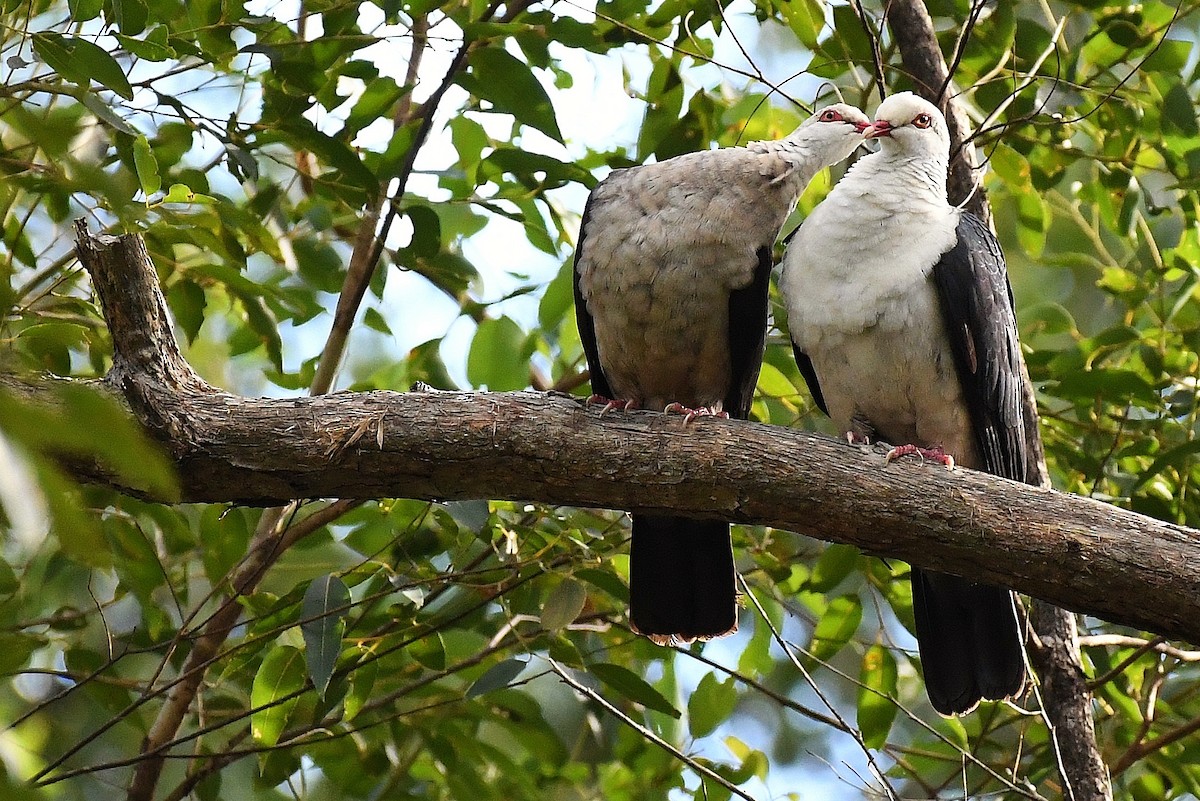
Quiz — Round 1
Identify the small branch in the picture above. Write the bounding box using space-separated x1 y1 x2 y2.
311 15 429 395
1080 635 1200 663
849 0 886 102
547 658 757 801
122 500 359 801
1111 711 1200 776
1028 601 1113 801
740 576 899 801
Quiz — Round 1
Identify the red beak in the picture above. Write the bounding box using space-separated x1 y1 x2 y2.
853 120 870 133
863 120 894 138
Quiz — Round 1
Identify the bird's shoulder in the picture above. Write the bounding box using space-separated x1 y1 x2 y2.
591 147 798 202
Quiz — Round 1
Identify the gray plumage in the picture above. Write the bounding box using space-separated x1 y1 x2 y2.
574 104 870 644
782 92 1028 714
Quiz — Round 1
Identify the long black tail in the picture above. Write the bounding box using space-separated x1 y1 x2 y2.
911 567 1026 716
628 514 737 643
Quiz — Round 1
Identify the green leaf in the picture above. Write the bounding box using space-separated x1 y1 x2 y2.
81 92 137 135
102 515 164 603
1052 368 1160 407
116 27 177 61
1143 39 1192 73
688 672 737 737
590 662 680 718
459 48 563 143
738 593 779 678
251 645 306 747
466 658 527 698
345 76 409 136
1163 83 1200 137
133 135 162 197
362 307 393 335
1133 440 1200 492
573 567 628 602
541 578 587 631
344 656 377 721
68 0 104 21
1015 190 1048 258
167 279 207 344
405 204 441 258
410 631 447 671
778 0 824 48
538 260 575 331
0 557 18 598
467 316 528 391
857 644 898 748
33 33 134 100
300 575 350 699
755 362 797 399
809 594 862 663
161 183 211 203
805 543 860 592
113 0 148 35
1024 302 1076 335
0 633 42 673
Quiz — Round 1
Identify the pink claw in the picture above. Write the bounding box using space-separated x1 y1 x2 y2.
884 443 955 468
586 394 638 415
664 403 728 424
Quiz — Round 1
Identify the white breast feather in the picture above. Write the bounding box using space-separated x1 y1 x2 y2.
781 150 979 463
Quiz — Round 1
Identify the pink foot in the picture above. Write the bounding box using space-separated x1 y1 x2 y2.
664 402 729 424
885 444 955 468
586 394 639 415
845 431 871 445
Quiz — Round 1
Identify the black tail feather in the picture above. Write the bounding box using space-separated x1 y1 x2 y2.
629 514 737 643
912 567 1026 716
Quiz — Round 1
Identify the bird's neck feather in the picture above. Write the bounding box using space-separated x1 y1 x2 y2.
748 138 836 191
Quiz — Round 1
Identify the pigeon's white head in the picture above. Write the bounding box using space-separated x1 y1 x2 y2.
791 102 871 165
862 92 950 159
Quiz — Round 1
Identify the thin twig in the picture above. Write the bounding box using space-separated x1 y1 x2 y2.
938 0 987 103
739 575 900 801
547 658 758 801
1082 635 1200 663
849 0 886 102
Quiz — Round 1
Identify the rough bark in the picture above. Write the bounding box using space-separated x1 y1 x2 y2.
7 224 1194 659
885 3 1112 799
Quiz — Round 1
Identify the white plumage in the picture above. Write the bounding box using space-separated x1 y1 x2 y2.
782 92 1028 714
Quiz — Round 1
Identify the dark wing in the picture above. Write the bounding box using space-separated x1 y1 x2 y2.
790 344 828 417
932 212 1028 483
572 189 614 399
723 246 773 419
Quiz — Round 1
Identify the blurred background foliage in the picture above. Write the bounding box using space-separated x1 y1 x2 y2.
2 0 1200 798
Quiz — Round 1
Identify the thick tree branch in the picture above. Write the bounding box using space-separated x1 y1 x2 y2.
11 225 1197 654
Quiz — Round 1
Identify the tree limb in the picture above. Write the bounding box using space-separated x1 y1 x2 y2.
8 224 1196 656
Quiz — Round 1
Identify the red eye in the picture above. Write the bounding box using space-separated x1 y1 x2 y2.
912 113 933 129
819 109 843 123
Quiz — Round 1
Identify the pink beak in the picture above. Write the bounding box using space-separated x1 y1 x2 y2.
862 120 894 139
853 120 871 133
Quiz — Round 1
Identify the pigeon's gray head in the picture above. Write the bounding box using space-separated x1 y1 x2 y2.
862 92 950 159
792 103 871 165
